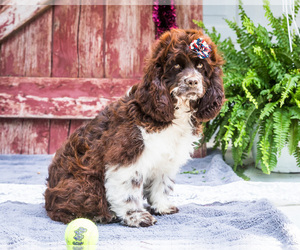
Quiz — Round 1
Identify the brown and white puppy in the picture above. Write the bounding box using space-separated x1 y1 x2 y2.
44 29 224 227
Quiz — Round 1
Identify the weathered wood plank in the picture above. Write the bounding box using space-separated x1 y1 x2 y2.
0 7 52 77
52 4 80 77
21 118 50 154
0 2 52 42
0 118 23 154
0 77 139 119
0 25 26 76
105 3 155 78
49 119 70 154
24 7 52 77
78 4 105 78
176 0 203 30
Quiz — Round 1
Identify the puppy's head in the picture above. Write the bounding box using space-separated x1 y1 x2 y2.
135 29 224 123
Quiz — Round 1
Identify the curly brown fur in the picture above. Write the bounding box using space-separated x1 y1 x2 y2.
44 29 225 226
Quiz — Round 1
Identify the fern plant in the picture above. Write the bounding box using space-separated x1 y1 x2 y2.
194 0 300 174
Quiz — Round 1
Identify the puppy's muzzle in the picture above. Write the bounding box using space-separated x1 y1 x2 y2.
183 75 204 98
184 77 199 88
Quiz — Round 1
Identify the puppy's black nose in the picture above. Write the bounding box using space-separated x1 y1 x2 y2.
185 79 198 88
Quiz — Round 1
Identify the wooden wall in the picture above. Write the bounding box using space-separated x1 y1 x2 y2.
0 3 203 154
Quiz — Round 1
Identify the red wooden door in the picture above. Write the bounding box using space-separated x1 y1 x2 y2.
0 2 203 155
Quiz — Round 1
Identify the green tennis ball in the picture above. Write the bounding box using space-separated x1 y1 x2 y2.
65 218 99 247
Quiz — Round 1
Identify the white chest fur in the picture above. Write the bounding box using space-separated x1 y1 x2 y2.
104 106 198 225
138 107 198 179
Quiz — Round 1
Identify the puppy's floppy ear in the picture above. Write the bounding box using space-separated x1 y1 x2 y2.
135 36 175 123
135 64 175 123
194 67 225 122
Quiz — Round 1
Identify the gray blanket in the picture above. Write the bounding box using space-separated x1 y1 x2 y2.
0 151 299 249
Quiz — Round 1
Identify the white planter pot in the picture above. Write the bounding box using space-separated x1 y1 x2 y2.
252 139 300 173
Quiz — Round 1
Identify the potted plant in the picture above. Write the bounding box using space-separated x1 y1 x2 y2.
194 0 300 174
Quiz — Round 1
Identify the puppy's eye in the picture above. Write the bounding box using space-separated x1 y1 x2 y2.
174 64 181 70
197 63 203 69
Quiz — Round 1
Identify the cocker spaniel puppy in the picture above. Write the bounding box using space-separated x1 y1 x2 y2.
45 29 224 227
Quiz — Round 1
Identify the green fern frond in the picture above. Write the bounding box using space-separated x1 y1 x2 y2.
276 49 300 69
294 147 300 168
268 138 278 172
247 120 261 155
242 85 258 108
255 148 263 169
295 84 300 99
259 101 279 119
234 104 257 148
289 106 300 119
225 18 255 52
256 24 272 47
273 109 291 156
258 117 278 174
291 79 300 107
288 120 300 155
241 69 261 108
258 118 273 174
232 144 244 171
223 123 235 150
263 0 289 49
242 16 255 35
223 73 244 89
295 0 300 15
233 121 246 148
193 19 206 31
280 74 300 107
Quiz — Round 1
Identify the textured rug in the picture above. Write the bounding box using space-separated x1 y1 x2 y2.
0 151 300 249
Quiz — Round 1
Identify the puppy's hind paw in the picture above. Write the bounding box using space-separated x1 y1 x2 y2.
149 205 179 215
123 210 157 227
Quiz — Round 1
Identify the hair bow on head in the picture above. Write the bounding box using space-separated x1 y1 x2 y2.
189 38 212 59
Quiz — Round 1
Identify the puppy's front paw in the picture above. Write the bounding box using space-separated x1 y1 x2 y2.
149 205 179 215
93 211 120 224
123 210 157 227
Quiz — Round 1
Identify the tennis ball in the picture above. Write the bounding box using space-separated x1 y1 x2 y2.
65 218 99 247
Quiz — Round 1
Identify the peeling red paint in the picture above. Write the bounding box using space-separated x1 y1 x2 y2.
105 5 155 78
0 4 51 42
52 5 80 77
176 3 203 29
0 3 205 155
0 118 23 154
21 119 50 154
79 5 105 78
49 119 69 154
0 77 139 119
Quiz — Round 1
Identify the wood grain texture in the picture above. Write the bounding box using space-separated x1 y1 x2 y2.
0 7 52 77
0 26 26 76
0 2 51 42
176 0 203 30
0 118 23 154
78 4 105 78
0 77 139 119
21 119 50 154
49 119 70 154
105 3 155 78
0 1 206 156
24 7 52 77
52 5 80 77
